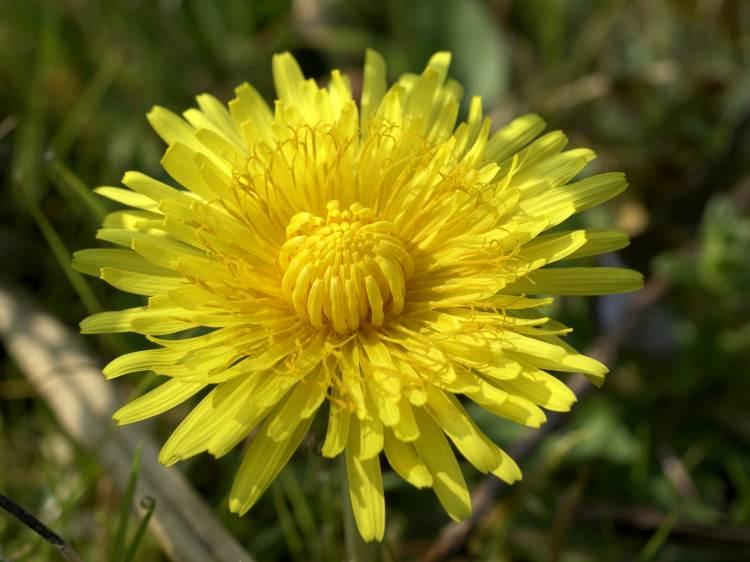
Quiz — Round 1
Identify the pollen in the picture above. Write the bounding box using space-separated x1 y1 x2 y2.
279 200 414 334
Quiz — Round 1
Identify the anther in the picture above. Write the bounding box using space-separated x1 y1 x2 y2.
279 201 413 333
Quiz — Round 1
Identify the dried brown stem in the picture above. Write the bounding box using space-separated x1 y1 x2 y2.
580 504 750 548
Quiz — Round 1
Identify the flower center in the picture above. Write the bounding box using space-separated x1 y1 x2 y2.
279 201 413 334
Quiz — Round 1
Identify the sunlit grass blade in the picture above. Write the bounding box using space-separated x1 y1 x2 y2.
636 510 677 562
726 455 750 524
279 469 319 560
52 52 123 160
27 201 133 355
9 0 100 317
271 481 305 561
46 156 108 223
307 454 339 561
9 6 58 208
121 496 156 562
27 202 101 315
112 443 143 562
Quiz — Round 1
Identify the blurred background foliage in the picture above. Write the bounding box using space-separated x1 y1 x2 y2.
1 0 750 560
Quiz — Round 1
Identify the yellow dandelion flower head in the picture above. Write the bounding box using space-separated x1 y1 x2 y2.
75 50 642 541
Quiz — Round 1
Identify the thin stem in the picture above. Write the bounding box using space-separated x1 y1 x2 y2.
0 493 82 562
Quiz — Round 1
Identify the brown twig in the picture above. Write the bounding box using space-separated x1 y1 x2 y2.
422 277 669 562
579 504 750 549
658 447 700 501
548 469 589 562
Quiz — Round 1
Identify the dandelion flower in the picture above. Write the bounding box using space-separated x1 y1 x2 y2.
74 50 642 541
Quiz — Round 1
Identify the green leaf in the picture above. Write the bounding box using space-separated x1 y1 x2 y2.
443 0 509 107
566 398 640 465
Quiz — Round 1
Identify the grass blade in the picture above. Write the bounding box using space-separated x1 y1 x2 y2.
9 6 58 208
271 481 304 561
279 469 319 560
46 155 108 222
121 496 156 562
112 443 143 562
26 201 101 315
52 52 122 160
636 510 678 562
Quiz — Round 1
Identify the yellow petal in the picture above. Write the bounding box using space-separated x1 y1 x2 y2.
122 170 189 202
490 445 522 484
159 376 255 465
361 49 387 124
321 396 351 458
194 127 246 164
94 187 159 212
346 441 385 542
113 379 204 424
513 148 596 195
99 267 184 296
413 408 471 521
392 398 419 442
403 67 440 132
95 228 164 248
229 82 273 133
367 379 400 426
147 106 202 152
102 210 160 230
161 143 215 200
383 429 432 488
72 248 173 277
491 368 577 412
485 113 546 163
425 51 452 84
453 96 483 158
513 230 588 275
327 69 353 118
80 306 198 335
194 152 233 196
424 387 501 473
266 371 328 441
499 331 568 361
349 410 384 460
519 172 628 227
564 229 630 260
195 93 243 146
466 378 547 428
146 325 237 351
475 357 523 380
506 334 609 385
503 130 568 171
509 267 644 296
272 52 308 108
229 411 314 515
206 372 307 458
131 235 204 270
103 347 186 379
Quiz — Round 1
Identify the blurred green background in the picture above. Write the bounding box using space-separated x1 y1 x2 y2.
2 0 750 560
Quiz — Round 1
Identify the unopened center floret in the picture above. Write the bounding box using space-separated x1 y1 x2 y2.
279 201 413 334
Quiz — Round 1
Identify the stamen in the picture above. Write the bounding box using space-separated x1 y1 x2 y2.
279 200 413 334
